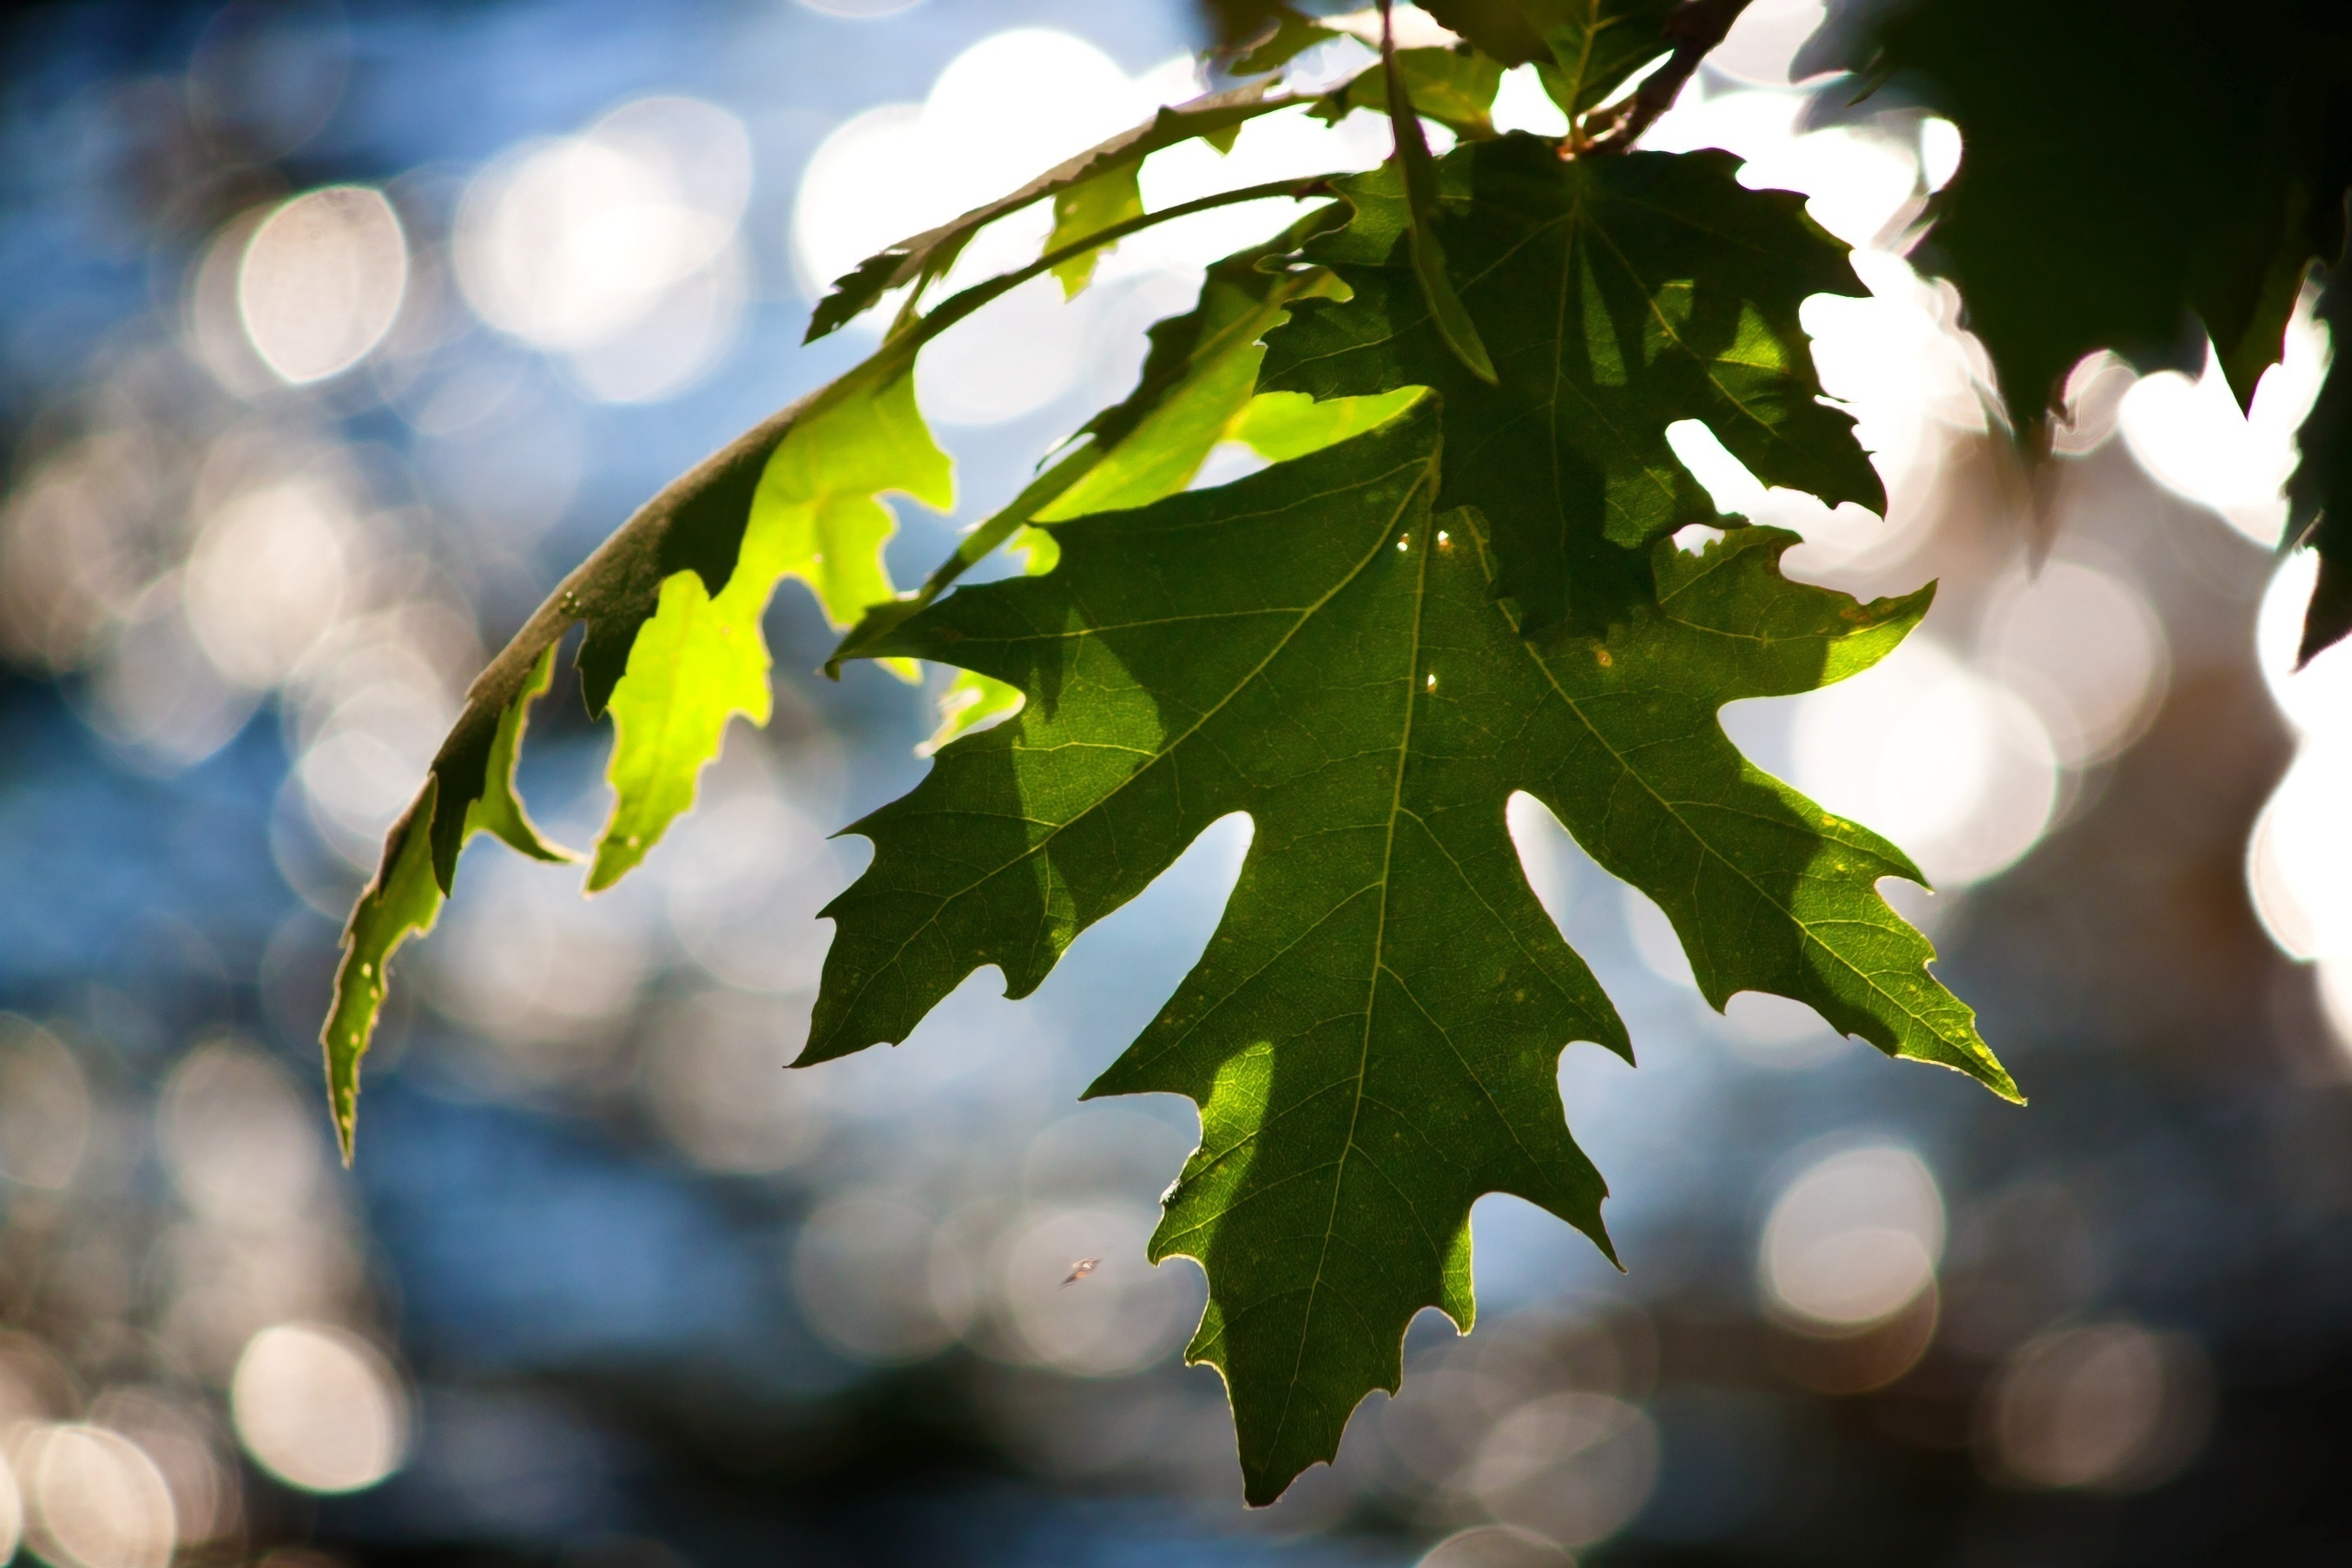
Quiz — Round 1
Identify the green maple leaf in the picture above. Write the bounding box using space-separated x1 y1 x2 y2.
1313 44 1505 141
322 643 573 1151
814 398 2013 1502
1049 166 1146 298
1262 137 1883 636
1829 0 2350 425
320 372 951 1156
1818 0 2352 654
1529 0 1682 118
590 370 952 890
846 208 1403 754
326 175 1357 1151
1202 0 1319 54
1417 0 1679 114
1378 36 1501 386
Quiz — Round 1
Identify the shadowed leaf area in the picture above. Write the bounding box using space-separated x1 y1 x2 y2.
1260 137 1883 638
815 399 2012 1502
1809 0 2352 648
1420 0 1678 113
1819 0 2352 423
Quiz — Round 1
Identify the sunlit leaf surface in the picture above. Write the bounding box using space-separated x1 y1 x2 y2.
324 366 950 1149
801 81 1319 341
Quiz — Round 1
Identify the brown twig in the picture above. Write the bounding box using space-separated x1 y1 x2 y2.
1571 0 1753 156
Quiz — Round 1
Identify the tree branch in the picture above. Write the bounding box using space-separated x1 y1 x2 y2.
1571 0 1753 156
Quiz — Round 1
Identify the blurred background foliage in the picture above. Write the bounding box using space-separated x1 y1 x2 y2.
0 0 2346 1564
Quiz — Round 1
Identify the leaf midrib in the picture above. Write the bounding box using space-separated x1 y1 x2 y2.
1264 491 1436 1468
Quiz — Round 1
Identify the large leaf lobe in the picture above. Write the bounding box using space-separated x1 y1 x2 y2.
820 402 2009 1500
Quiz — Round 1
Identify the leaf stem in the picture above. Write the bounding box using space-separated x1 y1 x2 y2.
886 173 1341 350
820 173 1348 672
1380 0 1498 384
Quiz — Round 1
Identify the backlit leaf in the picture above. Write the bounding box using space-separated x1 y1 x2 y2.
834 208 1356 683
815 400 2011 1501
1380 35 1500 385
1821 0 2352 425
1414 0 1555 65
919 227 1417 754
1262 137 1881 636
1226 5 1340 74
803 82 1321 342
1050 166 1146 298
1530 0 1681 118
590 369 951 889
323 364 949 1149
327 166 1356 1145
1202 0 1320 54
322 644 570 1158
1416 0 1679 114
1313 44 1504 140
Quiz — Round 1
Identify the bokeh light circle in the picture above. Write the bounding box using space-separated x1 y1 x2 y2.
1980 559 2168 766
183 477 352 689
1468 1391 1660 1549
1789 635 2058 886
229 1322 409 1493
793 1193 969 1363
1761 1145 1945 1331
455 96 749 401
994 1202 1194 1377
1984 1321 2211 1491
19 1424 174 1568
1416 1524 1574 1568
236 186 408 385
2244 739 2352 960
2256 548 2352 736
0 1018 89 1190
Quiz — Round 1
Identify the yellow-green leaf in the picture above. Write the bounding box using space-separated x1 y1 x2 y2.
1049 166 1145 299
591 369 950 888
1314 44 1504 139
321 645 570 1160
